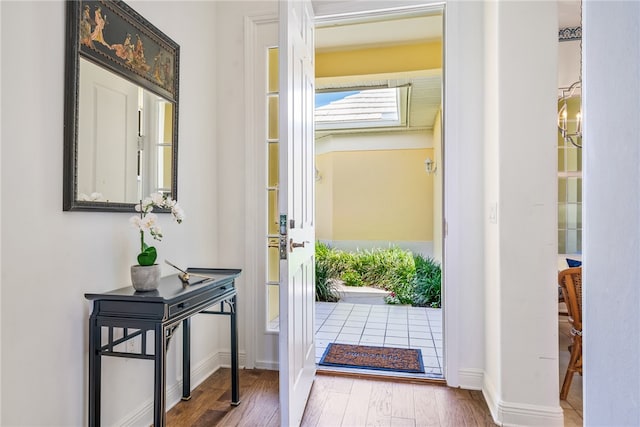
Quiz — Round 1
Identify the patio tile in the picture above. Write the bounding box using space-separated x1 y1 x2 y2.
422 356 440 368
408 319 429 326
335 333 361 344
319 325 342 333
367 316 388 323
360 335 384 346
363 328 385 336
323 319 347 327
419 347 438 357
341 326 364 335
384 336 409 346
344 321 366 329
314 303 443 379
316 331 338 340
315 338 333 349
386 322 408 330
408 331 431 339
409 338 434 347
365 321 387 330
385 329 408 338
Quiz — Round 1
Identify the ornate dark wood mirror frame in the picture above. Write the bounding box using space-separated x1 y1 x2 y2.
63 0 179 212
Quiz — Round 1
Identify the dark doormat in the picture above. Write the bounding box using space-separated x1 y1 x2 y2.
319 343 424 373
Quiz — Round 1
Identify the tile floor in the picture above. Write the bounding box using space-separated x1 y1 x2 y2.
315 301 444 378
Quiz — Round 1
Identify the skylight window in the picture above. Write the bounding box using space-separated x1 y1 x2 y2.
315 87 408 131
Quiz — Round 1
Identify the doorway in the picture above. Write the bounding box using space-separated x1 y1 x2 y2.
313 6 445 380
243 2 446 380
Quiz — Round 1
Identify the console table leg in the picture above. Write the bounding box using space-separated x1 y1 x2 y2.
231 295 240 406
154 324 167 426
182 318 191 400
88 316 101 427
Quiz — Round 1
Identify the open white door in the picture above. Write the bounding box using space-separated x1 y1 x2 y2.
278 0 316 426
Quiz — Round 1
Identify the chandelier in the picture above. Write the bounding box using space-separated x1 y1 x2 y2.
558 80 582 148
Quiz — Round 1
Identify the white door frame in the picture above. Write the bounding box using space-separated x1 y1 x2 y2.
243 0 467 390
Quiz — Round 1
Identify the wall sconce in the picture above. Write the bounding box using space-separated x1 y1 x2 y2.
315 167 322 182
424 157 437 175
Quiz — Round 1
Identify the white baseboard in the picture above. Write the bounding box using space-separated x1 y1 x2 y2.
483 375 564 427
255 359 279 370
118 350 246 426
458 368 484 390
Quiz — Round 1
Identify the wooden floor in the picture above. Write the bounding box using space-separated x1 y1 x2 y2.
167 316 581 426
167 369 496 426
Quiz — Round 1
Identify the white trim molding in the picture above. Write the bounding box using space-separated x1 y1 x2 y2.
243 12 279 370
483 375 564 427
457 368 484 390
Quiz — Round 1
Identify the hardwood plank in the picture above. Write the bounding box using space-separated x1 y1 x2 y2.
412 384 440 426
168 369 502 427
216 370 279 426
316 391 350 427
301 380 329 427
390 417 416 427
341 378 373 426
391 382 415 419
433 386 477 427
366 379 393 426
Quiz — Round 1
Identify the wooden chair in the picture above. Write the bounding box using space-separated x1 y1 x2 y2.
558 267 582 400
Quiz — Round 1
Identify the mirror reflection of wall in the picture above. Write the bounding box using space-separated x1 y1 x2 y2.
78 58 173 203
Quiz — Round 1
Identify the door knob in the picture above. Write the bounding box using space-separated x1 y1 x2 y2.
289 238 307 252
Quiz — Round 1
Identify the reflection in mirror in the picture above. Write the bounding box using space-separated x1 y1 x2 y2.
77 58 173 204
64 0 179 212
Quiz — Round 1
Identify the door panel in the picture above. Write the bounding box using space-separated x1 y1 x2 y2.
278 0 316 425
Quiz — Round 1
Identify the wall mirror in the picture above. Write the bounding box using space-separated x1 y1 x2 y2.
64 0 179 211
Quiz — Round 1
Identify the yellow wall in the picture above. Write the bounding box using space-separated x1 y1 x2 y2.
316 148 434 241
316 42 442 78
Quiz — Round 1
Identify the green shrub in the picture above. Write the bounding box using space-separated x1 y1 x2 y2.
315 241 339 302
341 269 364 287
315 243 442 307
412 254 442 308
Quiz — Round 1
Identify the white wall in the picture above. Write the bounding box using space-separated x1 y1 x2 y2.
583 2 640 425
1 1 221 425
558 38 581 89
482 1 562 425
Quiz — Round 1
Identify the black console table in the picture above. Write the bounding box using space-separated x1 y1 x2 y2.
85 268 241 427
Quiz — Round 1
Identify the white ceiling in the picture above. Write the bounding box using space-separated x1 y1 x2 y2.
316 14 442 52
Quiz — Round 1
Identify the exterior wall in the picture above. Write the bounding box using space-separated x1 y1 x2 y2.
1 1 220 425
316 147 434 248
583 2 640 424
432 109 443 262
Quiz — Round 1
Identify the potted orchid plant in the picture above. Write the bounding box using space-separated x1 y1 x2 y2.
129 192 184 291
